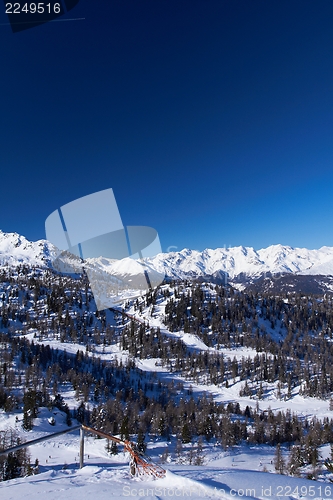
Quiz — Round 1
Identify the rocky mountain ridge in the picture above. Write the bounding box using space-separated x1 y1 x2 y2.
2 230 333 292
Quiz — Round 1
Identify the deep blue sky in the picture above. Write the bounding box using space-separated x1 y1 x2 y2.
1 0 333 252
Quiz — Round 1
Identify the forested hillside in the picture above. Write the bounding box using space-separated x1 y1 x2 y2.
1 265 333 481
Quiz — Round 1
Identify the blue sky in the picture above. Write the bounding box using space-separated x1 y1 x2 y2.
1 0 333 252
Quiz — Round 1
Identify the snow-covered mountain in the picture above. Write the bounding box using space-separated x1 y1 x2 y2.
146 244 333 281
2 230 333 288
0 230 56 267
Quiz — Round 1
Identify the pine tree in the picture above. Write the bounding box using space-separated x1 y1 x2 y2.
22 389 38 430
160 447 170 464
105 440 111 454
76 402 86 423
110 441 118 455
120 416 129 441
288 445 303 476
4 453 20 481
137 430 146 454
181 423 191 444
194 437 205 466
22 409 33 431
175 439 183 462
34 458 39 474
274 443 285 475
66 412 72 427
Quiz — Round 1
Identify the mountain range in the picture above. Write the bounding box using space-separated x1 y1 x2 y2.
2 229 333 293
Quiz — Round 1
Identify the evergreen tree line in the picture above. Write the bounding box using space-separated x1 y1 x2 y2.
1 327 333 453
161 283 333 398
3 266 333 400
0 427 38 481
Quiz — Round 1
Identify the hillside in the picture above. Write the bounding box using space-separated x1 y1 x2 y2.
1 258 333 496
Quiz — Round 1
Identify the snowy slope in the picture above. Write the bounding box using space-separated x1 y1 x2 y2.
2 464 330 500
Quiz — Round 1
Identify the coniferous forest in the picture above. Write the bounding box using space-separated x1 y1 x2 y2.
1 265 333 480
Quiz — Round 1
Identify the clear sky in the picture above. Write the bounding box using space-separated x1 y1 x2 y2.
1 0 333 252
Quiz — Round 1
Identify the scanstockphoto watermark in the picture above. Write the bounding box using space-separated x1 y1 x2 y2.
45 188 165 311
122 485 257 498
123 484 333 498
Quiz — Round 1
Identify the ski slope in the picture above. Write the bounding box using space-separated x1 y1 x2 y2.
1 407 333 499
1 454 331 499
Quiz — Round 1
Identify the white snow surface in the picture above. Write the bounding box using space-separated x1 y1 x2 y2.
2 464 329 500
